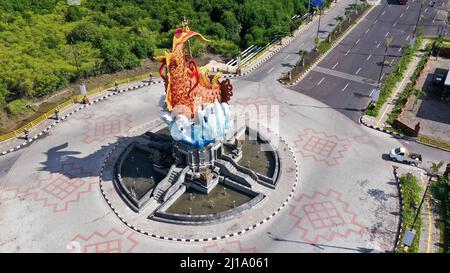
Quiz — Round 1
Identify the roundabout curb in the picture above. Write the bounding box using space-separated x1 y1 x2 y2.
98 124 300 242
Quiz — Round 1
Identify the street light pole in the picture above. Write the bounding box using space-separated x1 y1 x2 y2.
413 0 425 39
377 37 392 88
316 7 322 40
308 0 311 22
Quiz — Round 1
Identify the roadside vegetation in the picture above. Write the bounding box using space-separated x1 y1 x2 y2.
386 42 433 125
365 39 419 117
0 0 335 119
396 173 422 253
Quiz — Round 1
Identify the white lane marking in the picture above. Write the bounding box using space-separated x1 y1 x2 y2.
393 22 397 27
342 83 349 91
432 17 435 23
366 28 370 34
332 62 339 69
380 73 385 81
345 49 350 55
317 77 325 86
398 47 402 52
376 42 381 48
283 55 291 60
406 35 410 41
406 6 409 10
267 67 275 74
374 19 378 23
400 13 404 18
382 11 386 16
356 38 361 44
385 31 390 37
355 67 362 75
369 89 375 97
424 8 427 13
367 54 372 60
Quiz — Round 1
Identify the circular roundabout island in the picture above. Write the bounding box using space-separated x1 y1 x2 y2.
100 121 298 241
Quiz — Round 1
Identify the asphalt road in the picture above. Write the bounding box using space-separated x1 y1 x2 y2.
287 0 449 122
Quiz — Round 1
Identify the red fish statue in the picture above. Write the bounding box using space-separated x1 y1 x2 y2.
156 20 233 118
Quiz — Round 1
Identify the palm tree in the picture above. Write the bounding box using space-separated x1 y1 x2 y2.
298 49 309 67
335 16 344 32
314 37 321 51
429 161 444 176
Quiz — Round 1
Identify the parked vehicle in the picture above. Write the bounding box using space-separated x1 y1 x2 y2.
389 147 422 166
434 72 446 85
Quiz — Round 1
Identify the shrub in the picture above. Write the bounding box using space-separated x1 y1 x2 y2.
6 98 29 115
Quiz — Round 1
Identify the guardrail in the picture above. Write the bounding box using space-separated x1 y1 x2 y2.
0 73 150 142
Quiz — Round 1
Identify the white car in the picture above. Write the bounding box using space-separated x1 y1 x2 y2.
389 147 422 166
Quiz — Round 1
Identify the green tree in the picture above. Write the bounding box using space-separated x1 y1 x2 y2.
67 22 103 46
100 39 139 72
298 49 309 67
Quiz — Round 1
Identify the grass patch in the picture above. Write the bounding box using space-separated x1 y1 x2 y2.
317 41 331 54
396 173 422 253
6 99 30 115
417 135 450 151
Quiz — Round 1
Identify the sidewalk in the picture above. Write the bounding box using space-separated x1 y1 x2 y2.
418 173 442 253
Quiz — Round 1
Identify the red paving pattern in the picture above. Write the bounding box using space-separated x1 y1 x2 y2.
0 162 95 213
203 240 256 253
28 162 96 212
70 228 139 253
288 189 365 244
293 128 351 166
82 113 133 144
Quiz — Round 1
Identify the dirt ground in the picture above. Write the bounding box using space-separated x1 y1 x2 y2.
399 56 450 143
0 52 224 134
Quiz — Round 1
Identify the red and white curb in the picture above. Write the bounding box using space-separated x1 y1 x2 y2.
359 116 409 140
98 125 300 242
393 167 405 252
